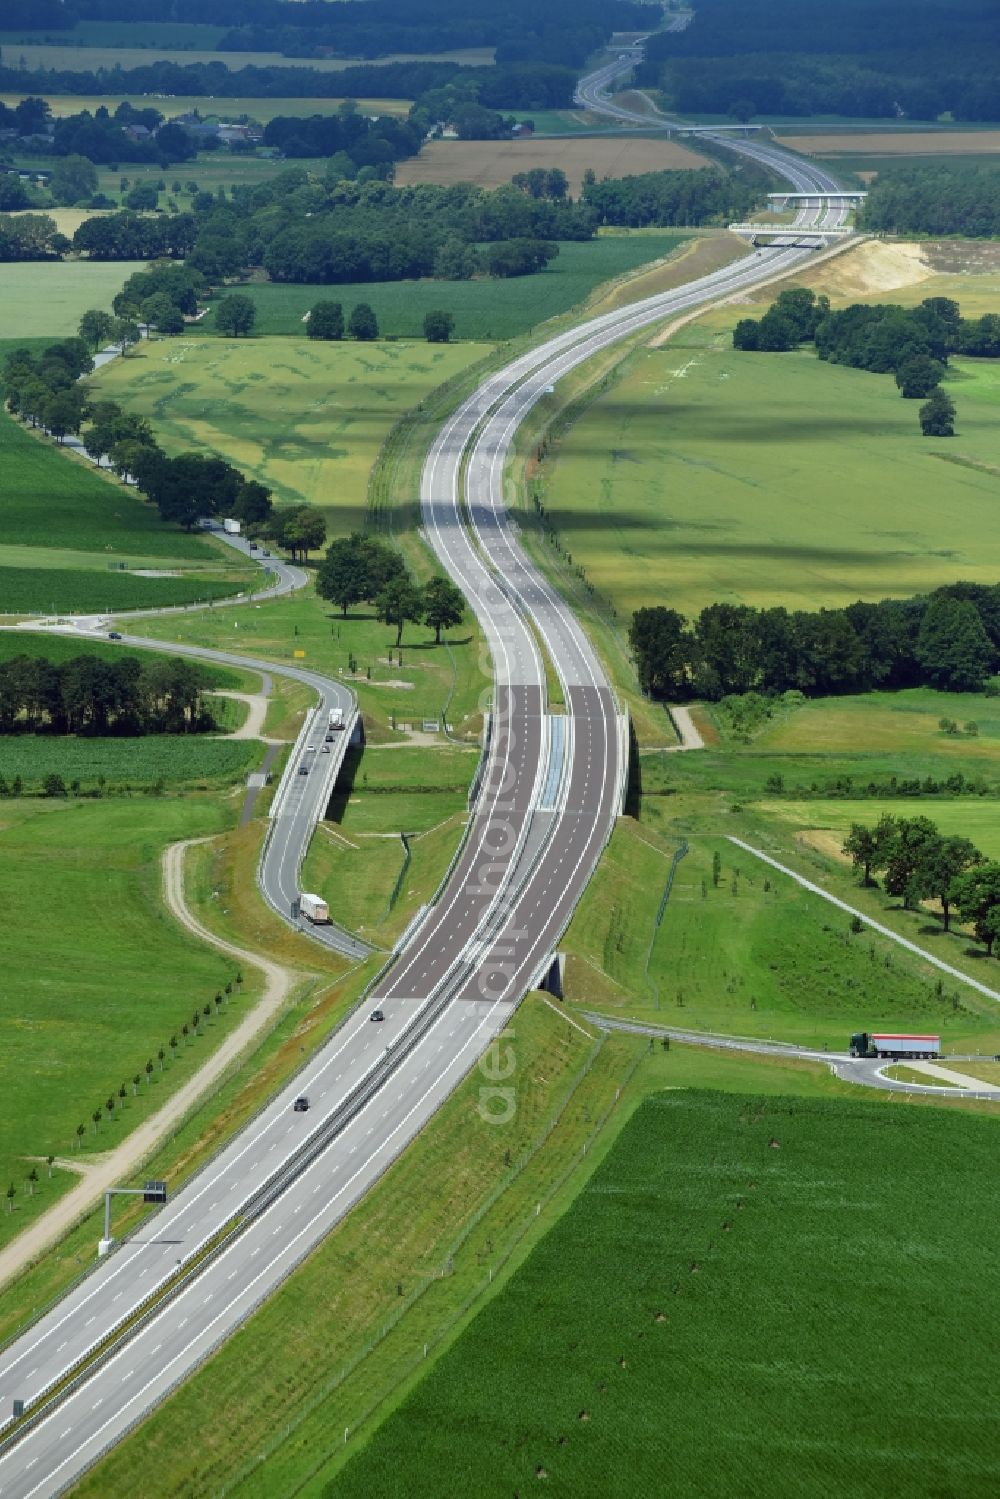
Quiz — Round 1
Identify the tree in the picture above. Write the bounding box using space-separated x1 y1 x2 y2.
919 387 955 436
231 479 272 526
916 596 993 692
423 575 465 642
43 391 84 444
317 535 372 616
376 576 425 647
111 317 141 356
125 182 158 211
307 300 344 340
214 294 256 337
895 353 945 398
950 863 1000 955
78 308 116 352
882 816 942 909
140 292 184 334
423 309 455 344
842 815 896 886
50 154 98 205
914 834 982 930
348 302 379 341
628 607 691 697
280 505 327 562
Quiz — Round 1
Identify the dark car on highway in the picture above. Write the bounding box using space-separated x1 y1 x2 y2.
370 1009 385 1023
293 1096 309 1112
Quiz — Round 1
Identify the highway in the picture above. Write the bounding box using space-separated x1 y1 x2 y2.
0 40 856 1498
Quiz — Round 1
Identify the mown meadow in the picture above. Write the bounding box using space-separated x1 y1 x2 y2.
201 234 689 341
328 1088 1000 1499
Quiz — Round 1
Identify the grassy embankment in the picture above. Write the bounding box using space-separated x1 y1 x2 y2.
327 1087 1000 1499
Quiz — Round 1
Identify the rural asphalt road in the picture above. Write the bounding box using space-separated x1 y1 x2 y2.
0 46 860 1498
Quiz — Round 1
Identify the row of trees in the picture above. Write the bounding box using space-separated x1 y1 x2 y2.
0 654 217 737
628 587 1000 702
0 212 67 262
316 534 465 644
844 813 1000 954
581 166 763 229
732 289 984 432
306 300 454 342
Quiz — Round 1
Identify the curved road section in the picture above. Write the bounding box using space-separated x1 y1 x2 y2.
0 48 855 1498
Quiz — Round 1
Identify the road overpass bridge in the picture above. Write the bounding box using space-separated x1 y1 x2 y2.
728 222 854 241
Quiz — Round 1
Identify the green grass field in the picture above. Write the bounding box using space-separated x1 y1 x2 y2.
205 236 688 342
90 337 490 533
0 736 259 790
561 817 1000 1050
329 1087 1000 1499
0 630 246 684
537 339 1000 620
0 41 491 72
751 686 1000 760
0 796 253 1246
138 581 489 742
0 260 146 340
0 565 248 614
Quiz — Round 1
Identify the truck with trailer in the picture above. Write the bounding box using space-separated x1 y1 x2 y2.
299 892 329 924
223 517 241 535
850 1032 940 1060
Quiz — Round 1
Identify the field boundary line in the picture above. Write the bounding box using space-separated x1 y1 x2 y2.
728 835 1000 1004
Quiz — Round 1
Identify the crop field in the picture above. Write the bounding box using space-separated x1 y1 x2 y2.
395 136 710 194
0 796 252 1248
91 336 490 532
537 340 1000 620
202 235 688 342
750 687 1000 761
777 129 1000 157
0 260 146 340
0 42 494 73
561 818 1000 1050
767 797 1000 865
0 565 246 614
0 735 259 790
329 1088 1000 1499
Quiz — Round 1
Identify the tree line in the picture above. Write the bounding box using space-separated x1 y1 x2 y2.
843 813 1000 955
635 0 999 121
731 288 1000 434
629 585 1000 702
581 166 763 228
861 166 1000 240
317 534 465 645
0 654 218 736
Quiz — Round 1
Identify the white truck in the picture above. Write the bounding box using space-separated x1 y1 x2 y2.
299 892 330 924
328 706 345 731
223 517 241 535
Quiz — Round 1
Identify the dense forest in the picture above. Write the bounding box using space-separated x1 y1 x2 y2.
4 0 657 65
630 585 1000 702
0 654 219 736
0 165 760 274
636 0 1000 120
0 56 576 109
861 166 1000 239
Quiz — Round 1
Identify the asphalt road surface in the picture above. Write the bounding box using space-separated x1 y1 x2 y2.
0 46 858 1498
